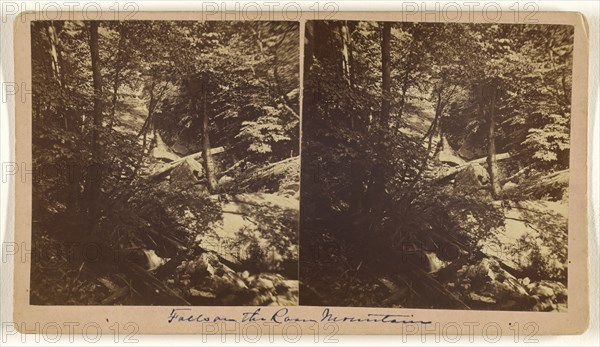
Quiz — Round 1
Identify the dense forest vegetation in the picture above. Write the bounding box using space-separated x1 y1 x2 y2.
31 20 300 305
29 19 574 310
300 21 572 311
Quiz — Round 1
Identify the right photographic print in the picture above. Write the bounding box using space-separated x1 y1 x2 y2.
300 20 573 311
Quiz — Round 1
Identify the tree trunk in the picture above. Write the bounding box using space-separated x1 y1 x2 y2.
139 77 155 154
408 88 443 194
110 24 127 127
270 29 290 99
85 21 104 233
304 22 315 75
342 22 363 216
45 22 82 218
365 21 393 207
200 76 219 192
397 68 410 121
347 22 356 87
339 21 351 85
364 21 392 221
486 87 501 199
46 22 61 86
380 22 392 126
46 22 70 131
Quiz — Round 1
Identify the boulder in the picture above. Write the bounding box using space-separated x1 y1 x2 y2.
502 181 518 191
169 158 206 190
247 274 298 306
178 251 253 305
454 257 533 310
465 258 497 289
533 285 555 298
469 292 496 304
532 299 554 312
218 175 233 186
455 163 489 189
189 289 216 299
529 280 567 301
257 278 275 290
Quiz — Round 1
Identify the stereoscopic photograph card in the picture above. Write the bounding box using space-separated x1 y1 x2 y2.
13 10 589 335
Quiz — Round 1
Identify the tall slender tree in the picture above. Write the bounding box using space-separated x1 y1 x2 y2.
199 75 219 192
380 22 392 126
85 21 104 232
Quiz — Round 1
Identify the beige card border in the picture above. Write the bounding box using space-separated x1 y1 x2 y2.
13 11 589 335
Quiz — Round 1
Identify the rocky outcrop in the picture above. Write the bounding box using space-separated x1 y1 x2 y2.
455 163 489 189
447 258 567 311
172 251 298 306
169 157 206 191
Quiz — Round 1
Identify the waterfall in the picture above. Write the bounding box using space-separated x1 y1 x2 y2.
424 251 449 273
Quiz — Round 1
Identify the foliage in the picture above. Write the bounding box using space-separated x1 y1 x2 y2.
31 20 300 305
302 21 572 308
114 180 223 249
233 203 299 275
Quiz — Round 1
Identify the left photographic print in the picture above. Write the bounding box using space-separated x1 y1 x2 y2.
30 20 300 306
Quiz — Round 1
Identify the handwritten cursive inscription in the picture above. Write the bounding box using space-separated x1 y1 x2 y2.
167 308 432 325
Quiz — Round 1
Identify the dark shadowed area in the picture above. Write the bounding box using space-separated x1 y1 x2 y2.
31 20 299 306
300 21 571 311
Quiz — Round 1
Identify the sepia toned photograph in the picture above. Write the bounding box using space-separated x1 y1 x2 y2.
30 20 300 306
300 20 573 311
11 9 591 336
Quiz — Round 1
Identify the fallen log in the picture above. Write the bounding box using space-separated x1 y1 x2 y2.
218 160 245 179
436 152 511 182
147 147 225 180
